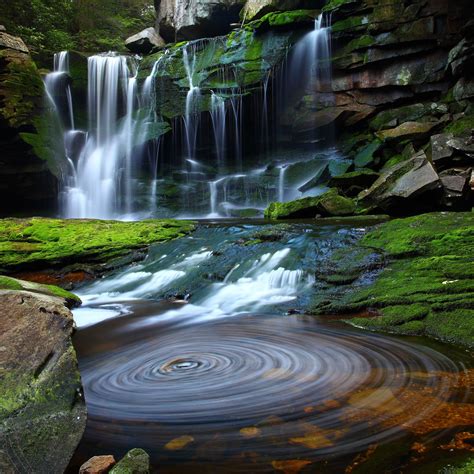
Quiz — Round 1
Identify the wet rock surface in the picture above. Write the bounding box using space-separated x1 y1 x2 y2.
0 282 86 474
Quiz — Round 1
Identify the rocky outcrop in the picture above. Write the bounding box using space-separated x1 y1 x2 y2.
0 279 86 473
155 0 246 42
125 27 165 54
241 0 319 21
0 30 60 215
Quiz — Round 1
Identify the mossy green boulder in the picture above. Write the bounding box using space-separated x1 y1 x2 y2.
0 218 195 275
311 212 474 348
110 448 150 474
265 189 356 219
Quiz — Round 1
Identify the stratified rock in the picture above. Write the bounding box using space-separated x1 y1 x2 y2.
0 283 86 474
125 27 165 54
358 152 442 214
80 455 116 474
156 0 245 42
0 31 60 214
376 121 437 142
110 448 150 474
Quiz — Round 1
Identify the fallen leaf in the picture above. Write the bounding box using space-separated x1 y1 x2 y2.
272 459 312 473
164 435 194 451
240 427 261 438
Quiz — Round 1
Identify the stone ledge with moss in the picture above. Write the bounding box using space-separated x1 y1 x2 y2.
0 278 86 473
310 212 474 348
0 218 195 285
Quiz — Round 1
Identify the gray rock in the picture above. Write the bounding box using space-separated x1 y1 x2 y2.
0 31 29 53
0 284 86 474
156 0 245 42
125 27 165 54
429 133 454 164
358 152 441 213
439 168 472 209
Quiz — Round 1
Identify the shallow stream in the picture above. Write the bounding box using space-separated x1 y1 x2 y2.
68 221 474 473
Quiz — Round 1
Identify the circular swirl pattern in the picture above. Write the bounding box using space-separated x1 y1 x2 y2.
78 313 462 468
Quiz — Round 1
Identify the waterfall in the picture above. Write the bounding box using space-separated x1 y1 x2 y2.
62 54 139 219
278 165 287 202
44 51 75 130
183 45 201 164
210 92 226 172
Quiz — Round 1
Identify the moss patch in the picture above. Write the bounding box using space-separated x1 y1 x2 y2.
311 212 474 348
0 218 195 273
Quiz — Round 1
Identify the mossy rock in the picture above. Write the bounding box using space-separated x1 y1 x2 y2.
311 212 474 348
0 275 80 307
0 218 195 274
329 170 380 195
265 189 355 219
110 448 150 474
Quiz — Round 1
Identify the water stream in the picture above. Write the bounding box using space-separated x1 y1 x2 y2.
69 222 474 473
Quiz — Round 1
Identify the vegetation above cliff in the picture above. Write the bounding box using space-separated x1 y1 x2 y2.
1 0 155 55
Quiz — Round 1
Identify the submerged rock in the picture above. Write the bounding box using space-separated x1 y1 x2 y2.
0 281 86 473
80 455 116 474
110 448 150 474
125 27 165 54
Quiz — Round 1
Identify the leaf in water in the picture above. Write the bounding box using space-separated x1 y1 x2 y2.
289 426 333 449
240 427 261 438
164 435 194 451
272 459 312 473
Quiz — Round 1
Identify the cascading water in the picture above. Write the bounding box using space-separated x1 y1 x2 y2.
50 14 333 219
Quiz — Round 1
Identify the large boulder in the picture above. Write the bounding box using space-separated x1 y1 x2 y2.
240 0 318 21
0 278 86 474
265 188 355 219
358 151 442 214
125 27 165 54
156 0 245 42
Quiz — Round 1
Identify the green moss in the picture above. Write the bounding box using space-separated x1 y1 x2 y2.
354 139 382 168
245 10 319 30
444 115 474 137
0 218 195 273
0 275 23 290
110 448 150 474
312 212 474 348
322 0 357 12
265 189 356 219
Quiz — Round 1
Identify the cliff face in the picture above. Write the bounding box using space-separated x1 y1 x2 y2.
0 30 61 216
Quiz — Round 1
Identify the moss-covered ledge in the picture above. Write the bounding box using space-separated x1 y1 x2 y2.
311 212 474 348
0 218 195 285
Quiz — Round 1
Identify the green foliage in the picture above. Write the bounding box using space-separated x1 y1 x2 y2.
1 0 155 54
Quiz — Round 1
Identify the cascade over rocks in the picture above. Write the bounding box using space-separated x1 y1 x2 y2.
0 278 86 474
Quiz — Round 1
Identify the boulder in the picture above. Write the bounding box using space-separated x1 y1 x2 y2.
110 448 150 474
265 188 355 219
0 281 86 474
375 121 437 142
358 152 442 214
125 27 165 54
156 0 245 42
329 170 380 197
429 133 455 166
439 168 472 209
240 0 317 21
80 455 116 474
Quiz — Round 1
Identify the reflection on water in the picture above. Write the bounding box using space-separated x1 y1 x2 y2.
69 223 474 473
70 309 474 473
